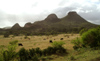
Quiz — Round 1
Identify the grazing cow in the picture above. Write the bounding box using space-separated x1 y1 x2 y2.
49 40 53 43
60 38 63 40
43 38 46 40
18 43 23 46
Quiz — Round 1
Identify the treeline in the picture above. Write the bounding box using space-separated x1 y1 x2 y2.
2 26 86 37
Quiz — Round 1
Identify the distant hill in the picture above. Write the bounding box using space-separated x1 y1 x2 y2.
24 22 33 28
11 23 21 29
3 26 11 29
9 11 98 35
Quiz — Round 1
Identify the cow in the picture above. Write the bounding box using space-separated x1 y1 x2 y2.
49 40 53 43
60 38 63 40
18 43 23 46
43 38 46 40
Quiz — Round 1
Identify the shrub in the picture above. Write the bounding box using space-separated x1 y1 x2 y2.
24 36 28 39
79 28 88 35
72 38 83 50
9 40 18 45
81 27 100 48
2 40 18 61
3 50 17 61
4 33 9 38
51 41 65 47
70 56 75 60
29 48 35 58
18 48 29 61
18 47 40 61
73 27 100 50
31 55 39 61
51 41 66 55
44 46 54 55
35 47 42 57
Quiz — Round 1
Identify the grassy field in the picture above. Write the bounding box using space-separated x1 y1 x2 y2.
0 34 79 51
0 34 100 61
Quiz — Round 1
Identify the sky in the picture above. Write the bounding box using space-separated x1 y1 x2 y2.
0 0 100 28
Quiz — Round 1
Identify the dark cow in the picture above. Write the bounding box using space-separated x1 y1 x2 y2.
18 43 23 46
49 40 53 43
60 38 63 40
43 38 46 40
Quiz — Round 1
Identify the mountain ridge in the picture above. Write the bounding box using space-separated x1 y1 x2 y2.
9 11 98 34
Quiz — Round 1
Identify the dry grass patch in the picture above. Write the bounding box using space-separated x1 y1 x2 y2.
0 34 80 51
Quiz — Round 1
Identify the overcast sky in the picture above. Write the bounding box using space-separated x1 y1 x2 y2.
0 0 100 28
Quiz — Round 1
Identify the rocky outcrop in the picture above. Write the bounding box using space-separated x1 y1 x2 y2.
24 22 32 28
44 14 60 23
11 23 21 29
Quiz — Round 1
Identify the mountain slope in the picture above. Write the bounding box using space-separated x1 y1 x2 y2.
10 11 98 35
11 23 21 29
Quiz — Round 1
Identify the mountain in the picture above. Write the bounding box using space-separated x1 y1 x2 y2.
24 22 32 28
59 11 96 28
11 23 21 29
44 14 60 23
3 26 11 29
8 11 98 35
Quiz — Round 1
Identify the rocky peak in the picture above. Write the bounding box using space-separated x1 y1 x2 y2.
45 14 60 23
62 11 88 23
68 11 77 14
46 14 58 19
11 23 21 29
68 11 77 16
24 22 32 28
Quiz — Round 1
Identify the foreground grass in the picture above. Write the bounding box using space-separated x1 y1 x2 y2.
48 49 100 61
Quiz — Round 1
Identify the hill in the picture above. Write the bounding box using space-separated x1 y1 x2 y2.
5 11 99 35
11 23 21 29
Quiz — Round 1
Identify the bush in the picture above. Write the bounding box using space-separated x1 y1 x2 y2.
18 41 67 60
51 41 65 48
42 46 54 56
72 38 83 50
73 27 100 49
4 33 9 38
51 41 66 55
9 40 18 45
2 40 18 61
81 27 100 48
24 36 28 39
35 47 42 57
79 28 88 35
18 48 29 61
29 48 35 58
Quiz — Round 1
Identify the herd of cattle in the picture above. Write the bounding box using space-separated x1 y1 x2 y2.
17 34 70 46
18 37 66 46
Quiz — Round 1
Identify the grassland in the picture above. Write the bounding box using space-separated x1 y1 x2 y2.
0 34 79 50
0 34 100 61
